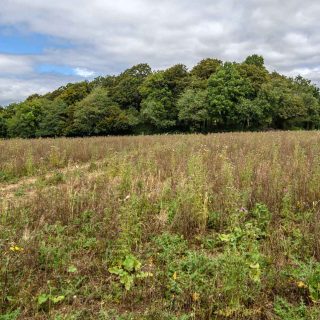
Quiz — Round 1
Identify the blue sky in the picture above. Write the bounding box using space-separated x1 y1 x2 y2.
0 31 47 54
0 26 94 79
0 28 73 55
0 0 320 106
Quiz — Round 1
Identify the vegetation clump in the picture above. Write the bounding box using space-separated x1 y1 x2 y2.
1 55 320 139
1 132 320 319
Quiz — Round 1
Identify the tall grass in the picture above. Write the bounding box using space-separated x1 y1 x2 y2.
1 131 320 319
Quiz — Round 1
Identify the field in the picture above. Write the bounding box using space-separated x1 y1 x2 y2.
2 132 320 319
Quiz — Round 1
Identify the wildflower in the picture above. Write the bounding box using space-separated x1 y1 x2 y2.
148 257 154 266
173 272 177 280
9 245 24 252
297 281 307 288
192 292 200 302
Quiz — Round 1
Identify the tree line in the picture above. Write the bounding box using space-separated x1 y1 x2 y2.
1 54 320 138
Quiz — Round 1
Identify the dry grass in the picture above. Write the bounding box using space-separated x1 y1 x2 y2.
1 131 320 319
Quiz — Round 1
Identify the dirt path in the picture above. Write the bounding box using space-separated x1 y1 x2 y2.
0 176 38 194
0 161 104 199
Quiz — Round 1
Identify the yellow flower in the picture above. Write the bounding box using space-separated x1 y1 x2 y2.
9 245 24 252
192 292 200 302
173 272 177 280
297 281 307 288
148 257 154 266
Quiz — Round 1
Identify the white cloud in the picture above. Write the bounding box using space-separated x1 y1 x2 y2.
286 67 320 83
74 67 96 78
0 74 79 106
0 54 34 74
0 0 320 105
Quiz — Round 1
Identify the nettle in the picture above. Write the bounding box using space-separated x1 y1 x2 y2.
218 222 264 283
251 203 271 235
108 254 152 290
213 206 271 312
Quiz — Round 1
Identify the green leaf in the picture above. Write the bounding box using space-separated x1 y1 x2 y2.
108 266 122 275
50 295 65 304
37 294 49 306
119 273 134 290
0 308 20 320
249 263 261 283
219 234 231 242
123 255 141 272
67 265 78 273
136 271 153 279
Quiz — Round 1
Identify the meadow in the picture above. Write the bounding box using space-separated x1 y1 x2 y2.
1 131 320 319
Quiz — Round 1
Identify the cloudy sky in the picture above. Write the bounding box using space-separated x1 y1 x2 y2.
0 0 320 106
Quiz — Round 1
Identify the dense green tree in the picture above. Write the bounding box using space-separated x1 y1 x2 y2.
2 56 320 137
140 97 176 131
6 99 44 138
163 64 190 98
67 88 115 136
0 108 7 138
250 73 319 129
238 59 269 98
234 97 273 130
191 58 222 80
177 89 209 131
294 75 320 100
293 76 320 129
26 93 42 101
96 105 135 135
139 71 176 131
36 99 68 137
291 87 320 130
140 71 177 132
46 81 92 105
66 87 135 136
91 75 116 89
139 65 190 131
208 62 252 129
244 54 265 68
189 59 223 90
110 64 151 109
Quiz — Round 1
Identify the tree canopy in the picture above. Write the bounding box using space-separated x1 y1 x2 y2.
1 55 320 139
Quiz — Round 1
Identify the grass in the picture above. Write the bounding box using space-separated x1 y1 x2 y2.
1 131 320 319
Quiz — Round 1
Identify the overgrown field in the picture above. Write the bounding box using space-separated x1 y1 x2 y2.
2 132 320 319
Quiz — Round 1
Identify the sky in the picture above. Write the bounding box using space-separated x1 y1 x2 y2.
0 0 320 106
